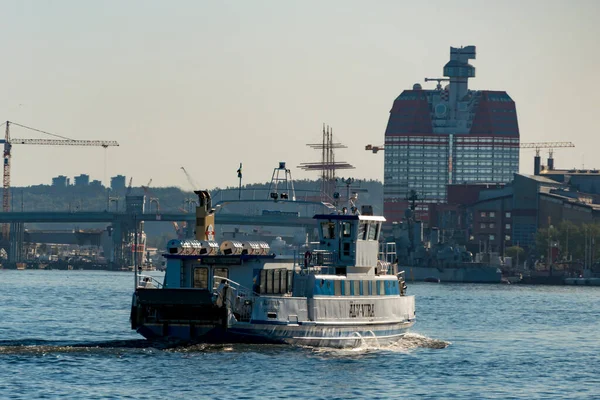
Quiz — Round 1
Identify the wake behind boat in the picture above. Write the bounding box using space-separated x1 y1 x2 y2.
130 190 415 348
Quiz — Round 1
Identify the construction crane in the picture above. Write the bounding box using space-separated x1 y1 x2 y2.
141 178 160 213
1 121 119 239
126 177 133 195
180 166 199 190
520 141 575 173
365 144 385 154
519 141 575 156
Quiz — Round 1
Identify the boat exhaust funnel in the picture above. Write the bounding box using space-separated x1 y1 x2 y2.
194 190 215 241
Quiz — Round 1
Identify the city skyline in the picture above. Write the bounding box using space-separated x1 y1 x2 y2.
1 1 598 189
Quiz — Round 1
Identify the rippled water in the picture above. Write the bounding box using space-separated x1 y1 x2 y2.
1 270 599 399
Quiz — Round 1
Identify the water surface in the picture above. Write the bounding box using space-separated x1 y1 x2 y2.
1 270 598 399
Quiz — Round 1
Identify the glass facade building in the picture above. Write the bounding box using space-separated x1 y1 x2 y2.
383 46 520 224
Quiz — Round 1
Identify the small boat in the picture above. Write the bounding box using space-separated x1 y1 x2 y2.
130 190 416 348
424 277 440 283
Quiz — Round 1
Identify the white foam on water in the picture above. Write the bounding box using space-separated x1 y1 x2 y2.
386 333 451 351
308 332 450 356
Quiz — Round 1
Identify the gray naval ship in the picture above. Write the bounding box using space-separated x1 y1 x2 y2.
393 207 502 284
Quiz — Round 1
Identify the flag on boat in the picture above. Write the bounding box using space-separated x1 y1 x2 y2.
237 163 242 178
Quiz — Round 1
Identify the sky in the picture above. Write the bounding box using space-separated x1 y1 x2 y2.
1 0 599 190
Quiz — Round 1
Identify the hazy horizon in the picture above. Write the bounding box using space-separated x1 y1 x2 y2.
2 0 598 190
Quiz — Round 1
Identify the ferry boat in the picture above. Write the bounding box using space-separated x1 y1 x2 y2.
130 190 416 348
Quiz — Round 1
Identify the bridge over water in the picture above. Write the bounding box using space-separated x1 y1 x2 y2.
0 209 318 265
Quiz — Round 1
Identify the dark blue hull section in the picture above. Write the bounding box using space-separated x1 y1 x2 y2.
137 320 414 348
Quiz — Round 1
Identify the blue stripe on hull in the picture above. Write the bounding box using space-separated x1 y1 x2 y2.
137 321 414 348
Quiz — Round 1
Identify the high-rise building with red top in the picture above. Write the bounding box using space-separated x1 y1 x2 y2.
383 46 520 225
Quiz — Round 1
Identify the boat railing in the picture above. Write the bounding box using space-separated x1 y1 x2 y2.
213 275 255 322
299 250 338 275
311 250 338 266
377 260 391 274
397 270 408 296
137 274 163 289
379 242 397 264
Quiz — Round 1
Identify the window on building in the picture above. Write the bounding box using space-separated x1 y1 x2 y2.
506 212 511 218
505 224 511 230
505 235 511 241
489 212 496 218
480 212 487 218
480 223 486 229
489 223 495 229
489 235 495 241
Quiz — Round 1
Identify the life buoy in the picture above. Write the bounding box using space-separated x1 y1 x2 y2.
304 251 312 268
205 224 215 240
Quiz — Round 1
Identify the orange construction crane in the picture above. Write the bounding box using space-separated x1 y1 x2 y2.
1 121 119 239
519 141 575 156
365 144 385 154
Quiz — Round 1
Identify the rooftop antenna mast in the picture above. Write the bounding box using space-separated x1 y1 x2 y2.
336 177 367 214
424 77 450 90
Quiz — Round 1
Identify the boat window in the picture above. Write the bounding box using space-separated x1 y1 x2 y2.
342 222 352 238
366 281 372 296
376 280 382 295
334 280 342 296
343 242 350 257
212 268 229 290
354 280 360 296
321 221 336 239
193 267 208 289
358 223 368 240
367 223 378 241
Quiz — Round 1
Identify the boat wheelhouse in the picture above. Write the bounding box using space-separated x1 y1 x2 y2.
130 190 415 348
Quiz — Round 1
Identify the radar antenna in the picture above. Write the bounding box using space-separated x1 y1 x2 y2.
424 77 450 91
